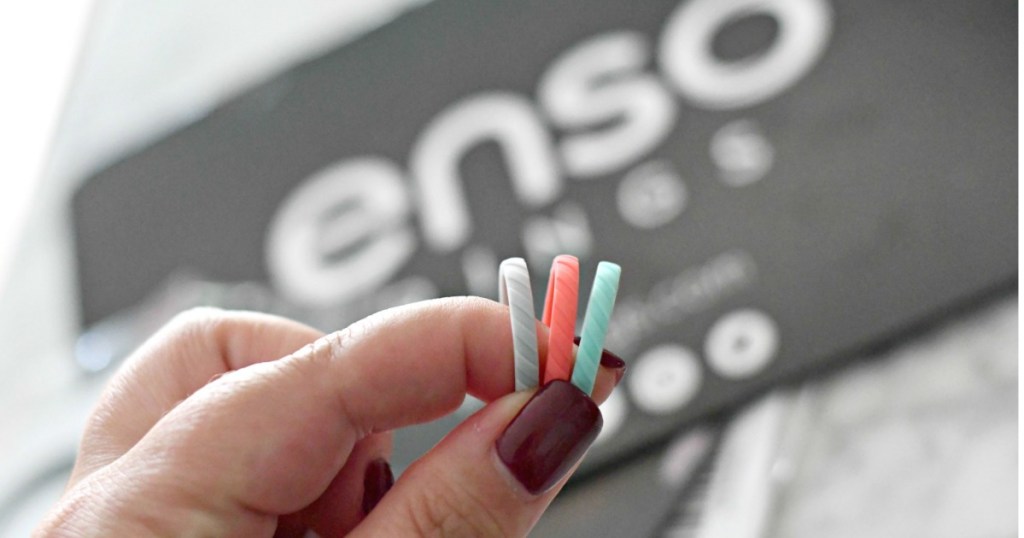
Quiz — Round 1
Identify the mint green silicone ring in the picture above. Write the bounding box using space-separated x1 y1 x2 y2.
571 261 621 396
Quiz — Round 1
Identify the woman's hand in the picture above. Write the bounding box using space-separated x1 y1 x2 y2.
36 297 625 537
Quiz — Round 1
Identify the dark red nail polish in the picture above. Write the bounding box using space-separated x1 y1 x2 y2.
574 336 626 371
495 380 603 495
362 458 394 514
599 350 626 370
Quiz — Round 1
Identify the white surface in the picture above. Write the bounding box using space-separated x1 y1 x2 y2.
0 1 93 291
662 296 1018 538
771 297 1018 538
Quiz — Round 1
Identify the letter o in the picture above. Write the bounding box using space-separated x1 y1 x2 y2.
659 0 833 110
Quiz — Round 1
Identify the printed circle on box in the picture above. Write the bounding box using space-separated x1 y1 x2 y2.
593 387 628 446
704 308 779 379
616 160 688 229
710 119 774 187
628 344 702 415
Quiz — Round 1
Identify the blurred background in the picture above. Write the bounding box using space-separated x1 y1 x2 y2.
0 1 1017 536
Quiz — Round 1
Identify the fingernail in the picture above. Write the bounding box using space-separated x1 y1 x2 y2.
574 336 626 377
599 350 626 370
362 458 394 514
495 380 603 495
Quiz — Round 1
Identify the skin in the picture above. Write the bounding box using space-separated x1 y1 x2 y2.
35 297 622 537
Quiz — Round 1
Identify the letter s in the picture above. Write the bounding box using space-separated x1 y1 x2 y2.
538 31 678 178
265 157 415 307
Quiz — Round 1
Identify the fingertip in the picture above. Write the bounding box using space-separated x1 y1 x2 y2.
573 336 626 404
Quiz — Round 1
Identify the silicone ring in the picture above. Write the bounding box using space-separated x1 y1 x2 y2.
542 255 579 383
499 257 540 391
572 261 621 396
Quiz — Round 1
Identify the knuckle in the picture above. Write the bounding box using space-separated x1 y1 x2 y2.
159 307 232 353
323 322 363 356
287 326 358 373
167 306 225 333
443 295 498 317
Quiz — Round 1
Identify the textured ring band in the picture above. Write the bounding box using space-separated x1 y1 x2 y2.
499 257 540 391
542 255 579 384
572 261 622 396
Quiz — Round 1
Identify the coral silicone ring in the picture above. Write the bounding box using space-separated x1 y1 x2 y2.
542 255 579 383
499 257 540 391
572 261 622 396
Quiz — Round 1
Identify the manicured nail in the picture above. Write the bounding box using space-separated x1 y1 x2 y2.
574 336 626 372
362 458 394 514
495 380 603 495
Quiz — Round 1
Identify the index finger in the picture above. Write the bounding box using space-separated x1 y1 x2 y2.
296 296 619 435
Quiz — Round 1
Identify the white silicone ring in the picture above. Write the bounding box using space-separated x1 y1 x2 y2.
499 257 540 391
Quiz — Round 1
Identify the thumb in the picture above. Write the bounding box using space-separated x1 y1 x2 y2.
353 380 602 537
